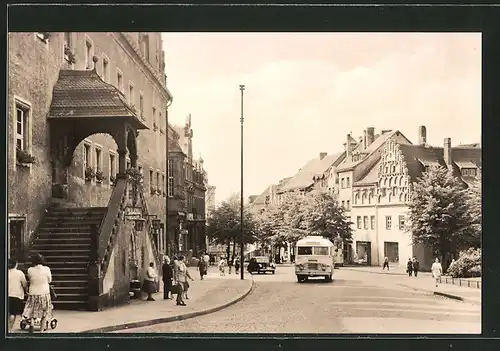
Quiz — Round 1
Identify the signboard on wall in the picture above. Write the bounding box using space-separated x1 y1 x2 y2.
125 207 143 220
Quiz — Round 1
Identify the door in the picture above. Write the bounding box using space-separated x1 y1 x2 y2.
9 219 25 261
356 241 372 265
384 242 399 263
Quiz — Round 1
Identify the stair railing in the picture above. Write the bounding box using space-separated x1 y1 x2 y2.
137 189 161 270
88 174 128 311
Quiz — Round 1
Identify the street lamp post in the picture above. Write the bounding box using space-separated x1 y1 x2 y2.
239 84 245 280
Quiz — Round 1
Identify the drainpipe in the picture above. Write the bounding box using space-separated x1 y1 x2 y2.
165 99 173 257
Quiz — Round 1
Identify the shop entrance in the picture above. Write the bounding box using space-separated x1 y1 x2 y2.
384 241 399 263
356 241 371 265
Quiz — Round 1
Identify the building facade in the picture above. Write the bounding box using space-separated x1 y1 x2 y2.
8 32 189 310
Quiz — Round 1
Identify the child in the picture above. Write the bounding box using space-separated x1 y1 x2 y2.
218 257 226 276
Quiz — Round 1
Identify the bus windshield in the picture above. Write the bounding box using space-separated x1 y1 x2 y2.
297 246 330 255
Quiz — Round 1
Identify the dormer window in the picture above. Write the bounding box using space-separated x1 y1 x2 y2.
462 168 477 177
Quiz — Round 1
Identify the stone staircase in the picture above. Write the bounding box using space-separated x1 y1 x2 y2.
25 207 107 310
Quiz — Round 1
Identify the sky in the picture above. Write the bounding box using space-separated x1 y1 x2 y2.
161 32 481 205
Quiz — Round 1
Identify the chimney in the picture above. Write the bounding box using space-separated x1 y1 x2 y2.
444 138 452 167
418 125 427 145
358 136 364 150
346 134 353 159
366 127 375 147
319 152 327 160
363 130 367 149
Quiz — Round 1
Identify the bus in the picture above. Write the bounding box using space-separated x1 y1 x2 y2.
295 236 334 283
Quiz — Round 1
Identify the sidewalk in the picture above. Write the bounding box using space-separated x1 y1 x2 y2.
13 267 253 334
341 265 481 305
398 278 481 305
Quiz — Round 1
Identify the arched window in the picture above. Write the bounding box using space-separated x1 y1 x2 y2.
399 177 403 186
392 165 396 173
388 178 392 187
388 193 392 202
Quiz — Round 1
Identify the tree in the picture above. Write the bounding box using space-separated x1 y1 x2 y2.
406 164 480 270
206 193 257 260
302 190 353 244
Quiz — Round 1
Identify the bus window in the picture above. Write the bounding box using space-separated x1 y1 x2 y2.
313 247 329 255
297 247 312 255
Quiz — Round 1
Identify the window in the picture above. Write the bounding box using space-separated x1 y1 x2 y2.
342 200 345 208
63 32 72 63
117 69 123 92
95 147 102 171
156 171 160 190
152 107 156 126
398 215 405 230
168 159 174 197
341 178 345 189
357 216 362 229
346 177 350 187
346 200 350 210
83 142 91 170
363 216 368 230
102 55 109 82
109 152 116 178
386 216 392 230
370 216 375 230
129 82 135 106
313 247 329 256
126 159 131 170
9 218 25 260
141 34 150 61
15 102 29 151
150 169 154 188
297 247 312 255
85 37 93 69
162 174 166 193
139 94 144 119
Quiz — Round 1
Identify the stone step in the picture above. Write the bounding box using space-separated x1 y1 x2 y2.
38 227 94 233
52 300 88 311
44 262 89 269
52 274 88 281
40 222 102 228
34 249 91 256
50 268 88 275
52 292 88 302
33 243 91 250
35 238 91 244
38 255 90 263
52 286 88 294
49 206 107 214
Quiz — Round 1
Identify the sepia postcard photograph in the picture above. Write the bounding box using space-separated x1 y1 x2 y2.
6 5 484 343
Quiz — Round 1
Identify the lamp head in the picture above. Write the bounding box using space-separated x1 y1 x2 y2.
239 84 245 91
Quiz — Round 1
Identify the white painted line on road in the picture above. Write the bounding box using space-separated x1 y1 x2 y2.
332 306 480 316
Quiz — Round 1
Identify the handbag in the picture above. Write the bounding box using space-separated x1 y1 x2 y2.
49 284 57 300
171 283 181 295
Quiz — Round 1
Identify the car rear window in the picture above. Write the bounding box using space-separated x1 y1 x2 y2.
297 247 313 255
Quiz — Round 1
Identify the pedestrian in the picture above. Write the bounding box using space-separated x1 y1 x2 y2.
412 257 420 277
23 253 53 333
228 257 234 274
143 262 158 301
406 258 413 277
8 258 27 332
173 255 194 306
235 257 241 274
197 255 208 280
431 258 443 288
218 257 226 276
203 252 210 266
382 257 389 270
447 258 456 274
162 256 173 299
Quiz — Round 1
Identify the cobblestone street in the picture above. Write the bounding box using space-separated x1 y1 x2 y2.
118 267 480 334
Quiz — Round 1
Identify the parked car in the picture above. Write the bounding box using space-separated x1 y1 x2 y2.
247 256 276 274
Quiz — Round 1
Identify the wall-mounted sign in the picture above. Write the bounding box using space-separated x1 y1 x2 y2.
125 207 143 220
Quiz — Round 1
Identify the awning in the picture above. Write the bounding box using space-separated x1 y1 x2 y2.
454 161 478 169
48 69 148 130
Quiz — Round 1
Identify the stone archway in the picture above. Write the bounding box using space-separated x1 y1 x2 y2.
47 68 147 200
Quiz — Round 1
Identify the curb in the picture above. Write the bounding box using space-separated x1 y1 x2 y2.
81 278 255 333
397 284 481 305
341 267 407 276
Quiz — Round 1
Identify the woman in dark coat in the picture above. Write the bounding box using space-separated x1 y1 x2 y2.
406 258 414 277
162 256 173 299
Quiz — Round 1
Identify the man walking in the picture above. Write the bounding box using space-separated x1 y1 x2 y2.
162 256 173 299
382 257 389 270
197 255 208 280
406 258 413 277
412 257 420 277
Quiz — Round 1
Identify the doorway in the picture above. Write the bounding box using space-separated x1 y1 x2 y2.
356 241 371 265
9 218 25 261
384 241 399 263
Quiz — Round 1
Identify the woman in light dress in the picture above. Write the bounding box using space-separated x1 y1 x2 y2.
173 255 194 306
23 253 53 333
218 257 226 276
431 257 443 288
